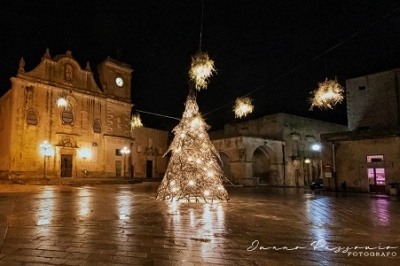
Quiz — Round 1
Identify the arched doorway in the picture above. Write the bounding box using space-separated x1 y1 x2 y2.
252 147 271 185
219 152 232 180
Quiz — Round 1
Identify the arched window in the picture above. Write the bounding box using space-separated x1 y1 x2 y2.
62 107 74 125
93 119 101 133
26 109 38 125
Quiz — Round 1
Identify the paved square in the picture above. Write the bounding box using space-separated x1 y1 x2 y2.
0 183 399 265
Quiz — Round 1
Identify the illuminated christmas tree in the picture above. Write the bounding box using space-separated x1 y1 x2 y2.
156 94 230 202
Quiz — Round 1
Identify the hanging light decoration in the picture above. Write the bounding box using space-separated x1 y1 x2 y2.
189 51 216 91
130 113 143 130
309 78 344 110
234 97 254 118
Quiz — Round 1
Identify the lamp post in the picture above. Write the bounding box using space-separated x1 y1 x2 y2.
40 141 52 179
121 146 130 178
311 143 323 189
311 143 322 178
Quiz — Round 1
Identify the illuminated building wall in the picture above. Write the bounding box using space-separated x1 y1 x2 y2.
346 68 400 131
210 113 347 187
320 68 400 194
0 49 161 179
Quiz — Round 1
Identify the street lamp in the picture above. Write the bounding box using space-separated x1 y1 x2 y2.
311 143 324 185
121 146 130 178
40 141 52 179
311 143 321 152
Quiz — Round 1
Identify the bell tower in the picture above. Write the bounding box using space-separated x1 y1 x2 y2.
97 57 133 103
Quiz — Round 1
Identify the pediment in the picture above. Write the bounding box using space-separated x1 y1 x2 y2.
17 48 103 94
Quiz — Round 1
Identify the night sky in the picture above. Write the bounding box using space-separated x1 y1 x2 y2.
1 0 399 131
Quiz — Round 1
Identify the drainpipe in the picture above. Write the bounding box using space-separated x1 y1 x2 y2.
332 142 338 191
130 142 134 178
282 143 286 187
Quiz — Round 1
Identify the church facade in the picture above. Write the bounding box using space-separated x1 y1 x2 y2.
0 49 135 179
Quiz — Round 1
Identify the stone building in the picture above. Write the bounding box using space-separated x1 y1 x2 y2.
321 68 400 194
0 49 168 180
210 113 347 186
131 127 169 179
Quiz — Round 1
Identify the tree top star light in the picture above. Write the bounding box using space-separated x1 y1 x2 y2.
189 51 216 91
156 95 230 202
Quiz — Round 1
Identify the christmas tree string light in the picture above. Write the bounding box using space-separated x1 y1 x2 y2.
156 94 230 202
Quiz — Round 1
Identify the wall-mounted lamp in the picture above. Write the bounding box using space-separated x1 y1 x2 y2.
311 143 321 151
78 148 91 160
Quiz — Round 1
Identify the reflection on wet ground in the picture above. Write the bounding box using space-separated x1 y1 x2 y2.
0 183 399 265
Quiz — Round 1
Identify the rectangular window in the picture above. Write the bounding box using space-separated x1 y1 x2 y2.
357 126 370 131
358 85 366 90
367 155 383 162
116 149 122 156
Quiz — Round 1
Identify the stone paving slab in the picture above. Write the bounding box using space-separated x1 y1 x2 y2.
0 183 399 265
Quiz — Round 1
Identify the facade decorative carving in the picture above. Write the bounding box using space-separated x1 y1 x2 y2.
18 57 25 73
64 64 73 83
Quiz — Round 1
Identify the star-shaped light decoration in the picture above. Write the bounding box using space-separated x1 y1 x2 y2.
309 78 344 110
130 113 143 130
189 51 216 90
234 97 254 118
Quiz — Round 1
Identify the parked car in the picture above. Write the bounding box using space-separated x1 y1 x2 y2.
310 179 323 190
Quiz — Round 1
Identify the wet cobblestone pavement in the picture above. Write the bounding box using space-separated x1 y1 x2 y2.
0 183 399 265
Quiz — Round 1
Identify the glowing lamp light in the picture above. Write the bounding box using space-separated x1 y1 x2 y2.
304 158 311 164
204 190 210 196
121 146 130 155
189 51 216 90
78 148 91 160
130 113 143 130
309 78 344 110
234 97 254 118
189 180 195 186
40 141 53 156
56 97 68 107
311 144 321 151
190 116 203 128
